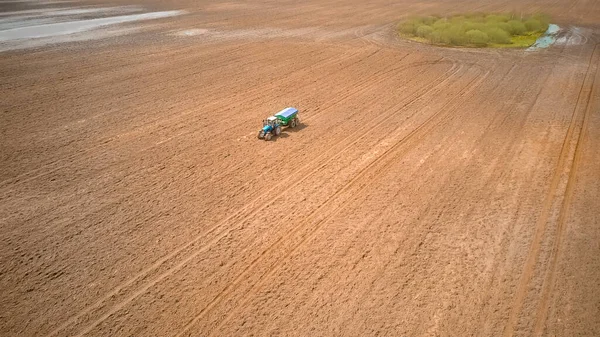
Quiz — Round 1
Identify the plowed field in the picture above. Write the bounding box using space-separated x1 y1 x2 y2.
1 0 599 336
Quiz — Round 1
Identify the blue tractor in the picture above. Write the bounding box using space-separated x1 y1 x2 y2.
257 116 282 141
257 107 299 141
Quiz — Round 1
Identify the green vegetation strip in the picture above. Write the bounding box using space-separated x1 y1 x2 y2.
398 13 550 48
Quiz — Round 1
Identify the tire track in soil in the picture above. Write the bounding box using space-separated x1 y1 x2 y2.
147 47 398 153
175 65 490 337
66 60 461 337
32 46 360 335
461 62 552 334
3 52 434 280
0 45 336 189
178 57 445 179
0 46 355 208
6 50 434 208
1 49 399 236
473 34 580 332
357 23 404 51
353 24 382 48
2 43 356 187
532 44 600 336
502 43 600 337
1 41 260 138
468 60 523 292
338 63 514 332
46 58 459 337
567 0 583 16
203 65 490 336
1 48 418 280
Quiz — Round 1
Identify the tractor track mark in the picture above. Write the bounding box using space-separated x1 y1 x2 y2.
62 60 461 337
2 48 380 231
147 47 392 155
464 62 559 334
177 65 488 336
5 50 421 262
68 42 324 120
4 42 253 102
0 46 337 189
55 51 420 214
45 58 460 337
347 60 516 326
190 65 490 337
2 40 262 141
78 45 353 146
1 44 332 188
215 57 447 180
567 0 582 15
532 44 600 336
357 23 398 50
1 45 344 203
502 43 600 337
353 24 379 47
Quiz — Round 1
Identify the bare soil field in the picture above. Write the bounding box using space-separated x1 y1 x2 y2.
1 0 599 336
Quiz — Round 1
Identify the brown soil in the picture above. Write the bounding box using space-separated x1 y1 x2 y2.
1 0 599 336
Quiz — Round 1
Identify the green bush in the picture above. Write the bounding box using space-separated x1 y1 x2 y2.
421 16 439 26
485 27 511 43
398 21 417 35
433 19 451 31
450 16 467 23
416 25 434 38
508 20 527 35
446 26 468 45
496 22 511 33
524 18 542 32
466 30 489 46
398 12 551 47
429 31 450 44
465 22 486 32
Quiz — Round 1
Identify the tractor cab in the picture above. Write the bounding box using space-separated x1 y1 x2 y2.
265 116 279 127
260 116 280 139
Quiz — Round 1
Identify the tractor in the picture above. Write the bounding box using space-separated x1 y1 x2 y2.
257 107 300 141
257 116 282 141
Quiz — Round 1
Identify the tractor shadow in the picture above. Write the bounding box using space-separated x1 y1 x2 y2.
274 122 307 141
271 133 288 141
285 122 308 133
262 123 307 142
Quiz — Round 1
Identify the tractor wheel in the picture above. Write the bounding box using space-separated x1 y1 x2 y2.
275 126 281 136
290 119 296 128
257 131 264 139
265 133 272 141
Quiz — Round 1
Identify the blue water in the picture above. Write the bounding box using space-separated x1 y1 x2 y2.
527 24 560 51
